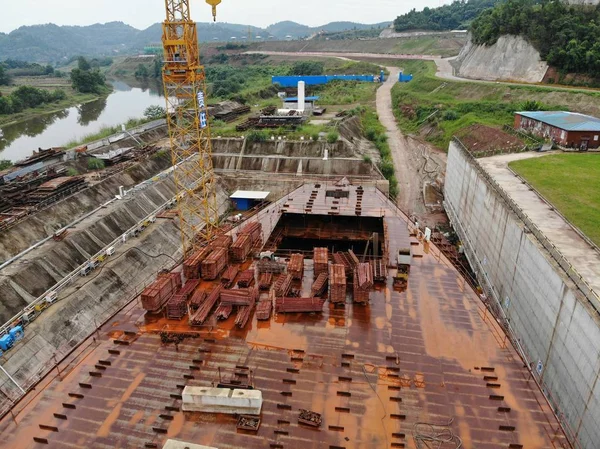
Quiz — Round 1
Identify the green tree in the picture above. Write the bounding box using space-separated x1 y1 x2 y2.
0 160 12 170
289 61 325 76
326 131 339 144
77 56 91 71
135 64 149 79
153 57 162 78
144 105 166 120
70 68 106 94
0 97 12 114
0 65 10 85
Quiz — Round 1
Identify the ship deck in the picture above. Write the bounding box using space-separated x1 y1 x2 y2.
0 184 569 449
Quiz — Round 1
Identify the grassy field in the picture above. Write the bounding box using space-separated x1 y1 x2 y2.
390 60 600 150
509 154 600 246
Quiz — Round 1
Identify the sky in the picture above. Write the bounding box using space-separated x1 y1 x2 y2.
0 0 442 33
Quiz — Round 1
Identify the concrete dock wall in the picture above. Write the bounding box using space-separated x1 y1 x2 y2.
444 139 600 449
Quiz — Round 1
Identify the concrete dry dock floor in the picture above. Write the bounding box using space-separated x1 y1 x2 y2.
0 237 568 448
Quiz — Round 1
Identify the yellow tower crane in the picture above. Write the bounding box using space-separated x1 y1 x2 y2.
161 0 221 256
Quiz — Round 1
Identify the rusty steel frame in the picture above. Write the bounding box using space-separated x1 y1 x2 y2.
162 0 218 256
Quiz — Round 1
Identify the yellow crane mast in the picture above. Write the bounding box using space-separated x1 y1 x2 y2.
161 0 221 256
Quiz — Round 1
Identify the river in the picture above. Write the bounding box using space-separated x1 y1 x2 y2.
0 79 165 162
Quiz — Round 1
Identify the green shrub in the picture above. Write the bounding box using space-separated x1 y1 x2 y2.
67 168 79 176
87 158 105 170
442 110 458 121
363 155 372 164
246 131 268 142
311 133 320 142
365 127 378 141
380 160 395 179
326 131 339 144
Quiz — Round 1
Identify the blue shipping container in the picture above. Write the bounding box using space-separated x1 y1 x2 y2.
9 325 23 341
0 334 14 351
272 75 375 87
398 72 413 83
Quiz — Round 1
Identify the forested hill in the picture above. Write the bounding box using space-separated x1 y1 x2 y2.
393 0 501 32
471 0 600 76
0 20 389 64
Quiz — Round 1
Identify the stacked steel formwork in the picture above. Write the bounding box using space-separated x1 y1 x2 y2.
201 247 228 280
237 269 254 287
313 247 329 277
166 294 187 319
230 233 252 262
215 304 233 320
241 221 262 246
332 251 358 278
211 234 233 251
311 273 329 297
288 254 304 280
256 300 272 320
141 272 182 312
183 246 212 279
221 266 239 288
274 274 293 297
189 289 207 311
353 263 373 304
235 289 257 328
275 297 325 313
190 285 222 325
329 264 346 304
220 288 257 306
259 273 273 290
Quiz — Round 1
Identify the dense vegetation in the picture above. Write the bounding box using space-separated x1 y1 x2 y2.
0 85 66 115
70 57 108 94
355 106 398 198
0 65 9 85
393 0 500 32
471 0 600 76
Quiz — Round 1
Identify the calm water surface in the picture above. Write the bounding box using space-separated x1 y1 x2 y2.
0 79 165 162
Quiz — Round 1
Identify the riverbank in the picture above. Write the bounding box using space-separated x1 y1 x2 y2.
0 92 104 127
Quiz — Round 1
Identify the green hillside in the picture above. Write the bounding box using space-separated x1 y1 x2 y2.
471 0 600 78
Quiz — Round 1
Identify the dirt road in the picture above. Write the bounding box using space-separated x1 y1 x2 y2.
376 66 419 213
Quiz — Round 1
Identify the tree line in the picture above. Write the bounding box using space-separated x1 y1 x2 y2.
393 0 500 32
471 0 600 77
0 86 66 115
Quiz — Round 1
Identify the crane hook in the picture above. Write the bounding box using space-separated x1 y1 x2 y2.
205 0 221 21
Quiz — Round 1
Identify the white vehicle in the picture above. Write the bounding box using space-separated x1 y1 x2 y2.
105 246 115 257
80 264 93 276
45 291 58 304
22 309 37 323
148 216 156 223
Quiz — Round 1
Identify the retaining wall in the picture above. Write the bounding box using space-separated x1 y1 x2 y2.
444 139 600 449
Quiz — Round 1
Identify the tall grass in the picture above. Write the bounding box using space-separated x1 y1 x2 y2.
63 117 150 148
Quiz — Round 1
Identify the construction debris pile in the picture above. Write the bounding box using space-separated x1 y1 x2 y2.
236 106 306 132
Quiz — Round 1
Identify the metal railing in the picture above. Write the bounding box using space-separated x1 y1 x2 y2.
451 137 600 314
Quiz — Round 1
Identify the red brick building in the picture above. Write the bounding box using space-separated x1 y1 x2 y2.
514 111 600 150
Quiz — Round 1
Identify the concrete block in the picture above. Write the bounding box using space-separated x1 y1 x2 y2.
163 440 218 449
182 387 262 415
